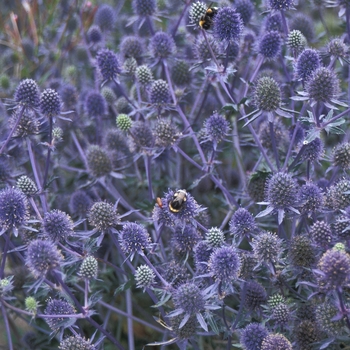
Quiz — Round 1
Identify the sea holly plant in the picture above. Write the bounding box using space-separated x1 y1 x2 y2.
1 1 350 350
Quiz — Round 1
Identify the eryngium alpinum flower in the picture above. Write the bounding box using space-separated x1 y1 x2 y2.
26 239 62 278
298 182 323 215
295 49 320 81
9 106 40 137
119 222 151 256
153 119 180 148
309 220 332 248
261 333 292 350
243 281 267 310
135 265 155 289
306 67 340 105
149 32 176 59
209 246 241 283
132 0 157 16
39 89 61 117
317 249 350 291
44 299 76 330
240 323 269 350
79 256 98 279
204 112 230 146
14 79 40 108
96 48 121 81
94 4 115 31
0 187 29 230
149 79 170 106
42 209 74 242
213 7 243 42
229 207 257 239
254 76 281 112
189 2 207 25
85 91 107 117
258 31 281 59
205 227 225 248
293 320 320 350
88 201 118 231
333 142 350 169
59 335 96 350
251 231 283 264
172 224 201 253
86 146 112 178
169 314 197 340
288 235 316 269
325 179 350 210
173 282 205 315
16 176 37 196
269 0 294 10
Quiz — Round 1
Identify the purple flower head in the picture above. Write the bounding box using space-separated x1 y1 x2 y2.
298 182 323 215
265 13 283 32
169 314 197 340
0 187 29 230
333 142 350 169
294 320 320 350
271 303 290 326
86 146 112 178
69 190 92 217
254 76 281 112
88 201 118 231
130 121 154 152
268 0 294 10
44 298 76 330
132 0 157 16
266 172 299 210
60 84 77 110
171 60 192 87
96 49 121 82
87 25 102 44
119 222 151 257
149 32 176 59
14 79 40 108
154 119 181 148
172 224 201 253
240 323 269 350
39 88 61 117
306 67 340 104
26 239 62 278
173 282 205 315
295 49 321 81
235 0 254 25
261 333 292 350
251 231 283 264
258 31 281 59
309 220 332 248
42 209 74 242
229 208 257 239
85 91 107 117
301 138 324 162
9 106 40 137
243 281 267 310
289 235 316 269
317 249 350 291
94 4 115 31
120 36 144 60
163 189 200 223
315 302 345 336
213 7 243 42
209 246 241 283
149 79 170 106
59 335 96 350
326 179 350 210
204 112 230 146
163 261 189 288
194 241 213 273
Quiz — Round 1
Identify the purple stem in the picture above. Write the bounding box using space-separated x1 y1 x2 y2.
0 104 25 154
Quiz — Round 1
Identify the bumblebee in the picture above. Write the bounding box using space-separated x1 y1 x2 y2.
199 4 218 30
169 189 187 213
